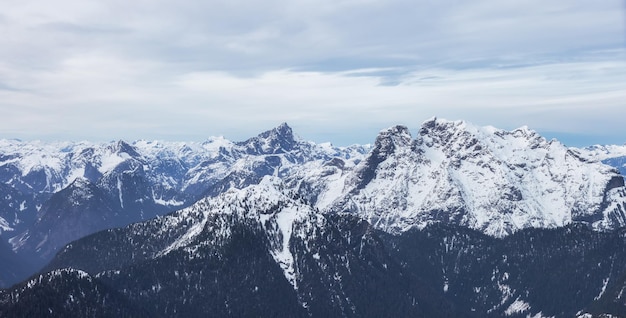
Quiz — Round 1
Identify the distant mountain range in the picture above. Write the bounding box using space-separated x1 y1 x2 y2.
0 123 367 286
1 119 626 317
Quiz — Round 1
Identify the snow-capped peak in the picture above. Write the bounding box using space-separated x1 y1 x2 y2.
106 140 140 157
374 125 413 154
237 123 300 155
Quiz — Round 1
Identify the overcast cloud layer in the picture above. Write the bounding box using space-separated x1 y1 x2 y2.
1 0 625 146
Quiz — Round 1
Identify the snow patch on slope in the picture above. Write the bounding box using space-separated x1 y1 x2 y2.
505 298 531 316
260 204 307 289
157 206 210 258
98 153 129 174
0 216 12 233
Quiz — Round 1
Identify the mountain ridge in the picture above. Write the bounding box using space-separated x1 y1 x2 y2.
3 119 626 316
0 124 368 286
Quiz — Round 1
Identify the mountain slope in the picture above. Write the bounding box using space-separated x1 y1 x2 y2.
0 268 149 317
11 178 119 262
583 144 626 179
5 179 626 317
383 224 626 317
39 177 456 317
0 238 30 288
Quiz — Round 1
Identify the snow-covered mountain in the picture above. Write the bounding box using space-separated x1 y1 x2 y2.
0 123 366 223
6 177 626 317
2 119 626 288
312 118 626 237
4 118 626 316
0 124 368 287
582 144 626 178
35 177 447 317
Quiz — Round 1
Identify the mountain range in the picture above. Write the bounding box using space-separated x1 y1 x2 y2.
1 118 626 317
0 123 367 286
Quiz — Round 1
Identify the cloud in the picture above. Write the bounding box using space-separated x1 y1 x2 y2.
0 0 625 145
4 0 623 70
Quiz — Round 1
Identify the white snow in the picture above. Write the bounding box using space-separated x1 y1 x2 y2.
0 216 13 233
153 197 184 207
505 298 531 316
251 177 312 289
595 276 611 300
266 205 306 288
35 234 49 251
201 136 235 155
526 312 554 318
9 230 30 251
98 152 130 174
117 176 124 209
582 144 626 161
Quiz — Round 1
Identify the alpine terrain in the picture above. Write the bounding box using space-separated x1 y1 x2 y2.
2 118 626 317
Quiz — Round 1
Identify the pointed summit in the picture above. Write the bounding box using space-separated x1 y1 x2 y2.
68 176 93 189
348 125 413 191
418 118 466 139
237 123 298 155
372 125 412 159
107 140 140 158
258 122 294 141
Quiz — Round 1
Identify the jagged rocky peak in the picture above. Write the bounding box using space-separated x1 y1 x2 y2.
417 116 461 134
68 175 100 191
347 125 413 191
506 125 555 151
511 125 538 138
416 117 476 149
68 176 93 189
331 117 626 238
373 125 413 155
413 117 558 158
237 122 299 155
269 122 293 137
107 140 140 157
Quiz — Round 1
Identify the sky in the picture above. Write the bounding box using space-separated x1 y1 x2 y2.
1 0 625 147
